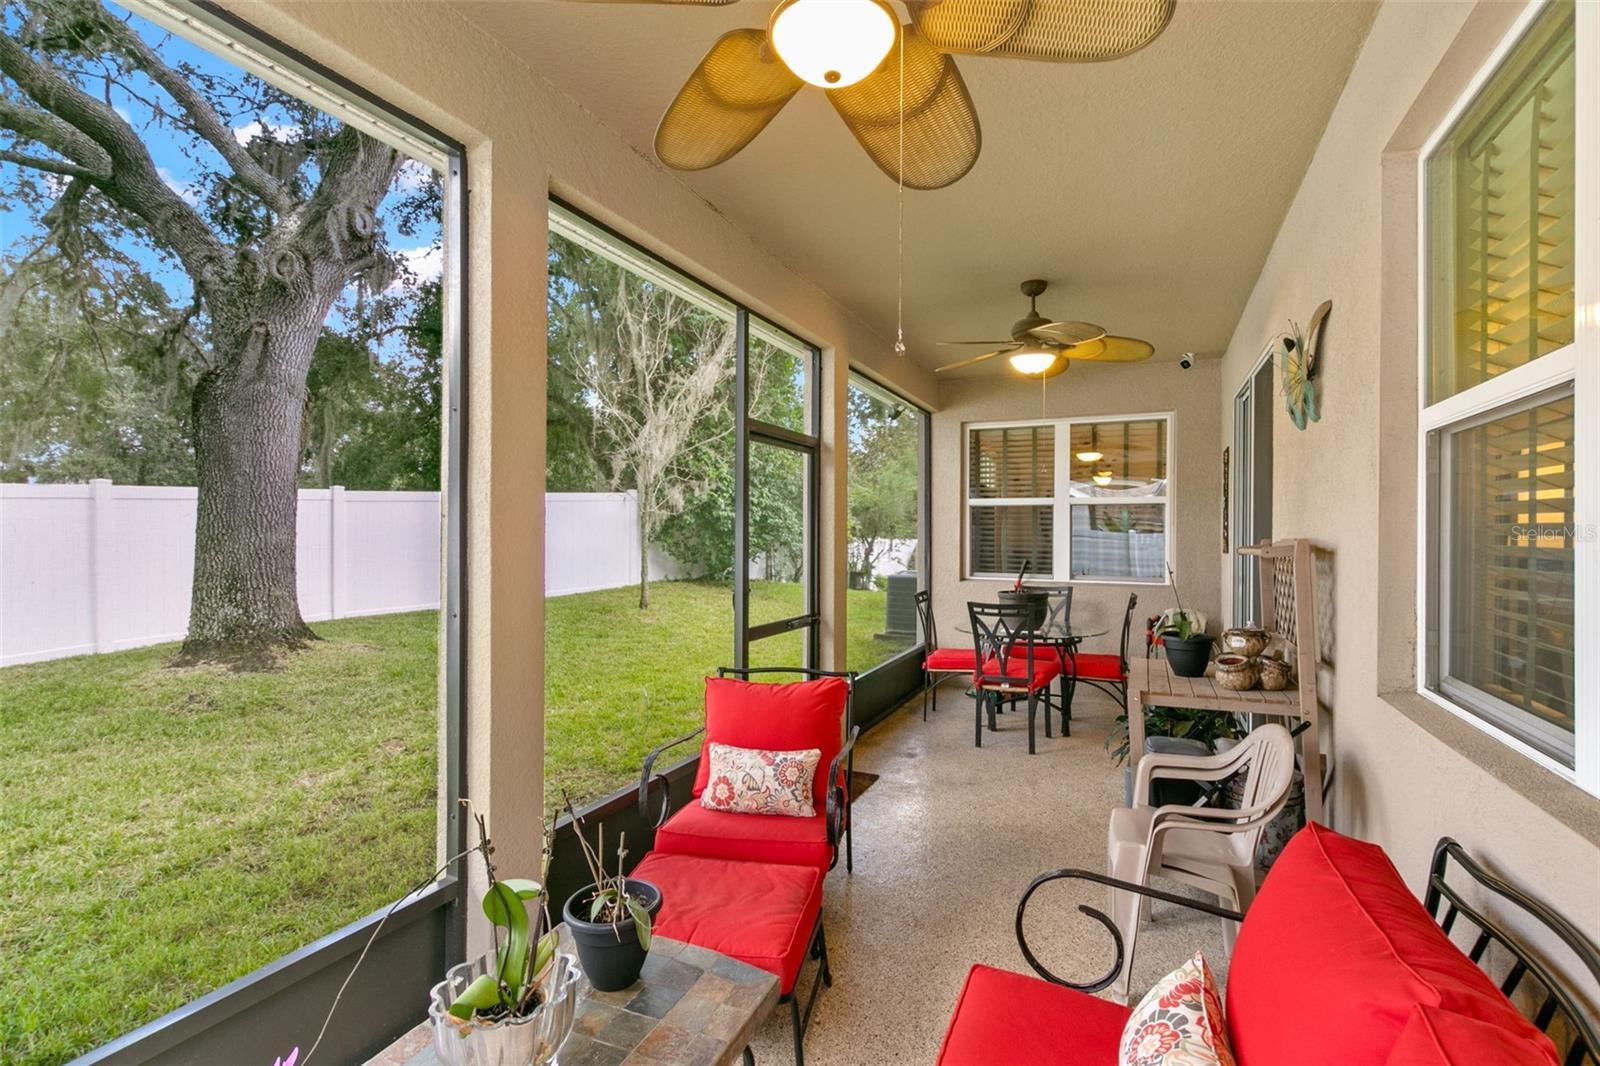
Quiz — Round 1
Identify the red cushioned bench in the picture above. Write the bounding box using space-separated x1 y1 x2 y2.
632 851 829 1066
938 823 1599 1065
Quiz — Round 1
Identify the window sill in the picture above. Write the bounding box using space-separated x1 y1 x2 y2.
1377 688 1600 849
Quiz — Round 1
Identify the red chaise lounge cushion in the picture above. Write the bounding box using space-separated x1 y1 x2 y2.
1226 822 1557 1066
632 851 822 995
653 802 833 870
937 964 1130 1065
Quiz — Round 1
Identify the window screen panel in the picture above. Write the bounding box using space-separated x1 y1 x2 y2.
1069 503 1167 581
1442 393 1575 763
1426 1 1575 403
969 505 1052 578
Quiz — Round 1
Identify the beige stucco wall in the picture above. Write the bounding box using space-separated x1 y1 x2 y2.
1216 0 1600 962
222 0 938 952
930 360 1222 662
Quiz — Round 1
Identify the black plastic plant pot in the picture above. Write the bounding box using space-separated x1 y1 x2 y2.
562 878 661 992
1163 634 1214 678
996 589 1048 630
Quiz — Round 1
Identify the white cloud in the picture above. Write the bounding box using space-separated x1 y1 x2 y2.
158 167 200 206
232 120 301 146
390 244 443 290
394 159 436 194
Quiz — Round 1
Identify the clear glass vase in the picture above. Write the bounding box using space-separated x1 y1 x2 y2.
428 951 584 1066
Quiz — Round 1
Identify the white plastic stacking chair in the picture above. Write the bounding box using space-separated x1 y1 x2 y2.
1104 723 1296 1002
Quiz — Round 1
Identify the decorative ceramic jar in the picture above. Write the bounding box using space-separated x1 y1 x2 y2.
1220 627 1270 658
1258 656 1293 691
429 950 583 1066
1214 654 1259 691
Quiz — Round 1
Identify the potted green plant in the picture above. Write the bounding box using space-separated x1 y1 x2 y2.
1157 564 1213 676
560 799 660 992
427 810 582 1066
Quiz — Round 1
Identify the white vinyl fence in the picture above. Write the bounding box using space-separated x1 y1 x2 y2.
0 484 699 666
544 492 692 596
0 480 442 667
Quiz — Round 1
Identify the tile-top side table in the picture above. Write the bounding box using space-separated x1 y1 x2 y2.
367 934 780 1066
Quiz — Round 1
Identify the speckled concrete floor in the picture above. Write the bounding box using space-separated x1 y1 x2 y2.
744 684 1229 1066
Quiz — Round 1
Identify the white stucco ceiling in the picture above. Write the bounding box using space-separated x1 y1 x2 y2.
452 0 1378 374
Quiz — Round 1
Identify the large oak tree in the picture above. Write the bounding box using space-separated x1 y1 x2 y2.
0 0 408 658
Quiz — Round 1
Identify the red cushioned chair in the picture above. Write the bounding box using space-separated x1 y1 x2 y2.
938 825 1597 1066
969 601 1062 754
637 667 859 873
915 590 977 721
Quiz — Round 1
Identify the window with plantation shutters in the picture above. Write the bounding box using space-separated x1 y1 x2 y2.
1427 1 1575 402
965 415 1172 582
967 425 1054 578
1420 0 1595 793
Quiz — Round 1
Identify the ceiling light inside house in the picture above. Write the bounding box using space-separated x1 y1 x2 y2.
1076 450 1103 463
1008 346 1060 377
1093 470 1114 487
769 0 897 88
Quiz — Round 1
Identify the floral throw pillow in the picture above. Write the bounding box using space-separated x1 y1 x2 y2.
1119 952 1236 1066
699 743 821 818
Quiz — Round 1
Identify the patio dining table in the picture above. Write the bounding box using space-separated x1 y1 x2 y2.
953 618 1108 729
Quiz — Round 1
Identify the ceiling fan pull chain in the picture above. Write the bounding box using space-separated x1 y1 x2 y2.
894 26 905 358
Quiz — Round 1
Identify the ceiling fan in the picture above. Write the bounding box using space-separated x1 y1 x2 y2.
934 279 1155 378
578 0 1175 190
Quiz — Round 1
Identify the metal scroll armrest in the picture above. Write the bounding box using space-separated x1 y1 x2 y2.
825 725 860 851
1013 868 1244 993
636 726 705 827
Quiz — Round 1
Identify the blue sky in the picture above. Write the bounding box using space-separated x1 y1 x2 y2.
0 1 440 327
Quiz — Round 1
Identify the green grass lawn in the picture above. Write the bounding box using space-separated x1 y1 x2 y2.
543 579 910 809
0 613 439 1065
0 579 909 1063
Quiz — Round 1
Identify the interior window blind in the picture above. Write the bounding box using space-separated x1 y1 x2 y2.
1428 2 1576 402
968 426 1054 499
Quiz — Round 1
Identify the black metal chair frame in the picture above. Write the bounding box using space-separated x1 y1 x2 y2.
637 666 860 873
914 589 972 721
1009 838 1600 1064
1065 592 1139 707
968 602 1062 754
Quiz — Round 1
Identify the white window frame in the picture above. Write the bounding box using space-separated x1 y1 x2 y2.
964 411 1175 585
1415 0 1598 796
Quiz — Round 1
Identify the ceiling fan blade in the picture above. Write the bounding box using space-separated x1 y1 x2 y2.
826 26 981 190
1030 320 1106 345
560 0 737 4
908 0 1175 63
938 339 1015 345
935 345 1017 372
1067 335 1156 362
655 30 802 171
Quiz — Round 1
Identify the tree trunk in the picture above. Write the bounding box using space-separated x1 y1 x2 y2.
637 489 651 610
180 293 325 661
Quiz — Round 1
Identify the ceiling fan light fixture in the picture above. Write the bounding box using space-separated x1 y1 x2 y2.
768 0 897 89
1007 346 1060 377
1075 450 1103 463
1093 471 1114 487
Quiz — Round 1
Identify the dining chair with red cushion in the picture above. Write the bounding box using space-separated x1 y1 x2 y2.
969 601 1062 755
916 590 977 721
1059 593 1139 720
637 668 859 873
